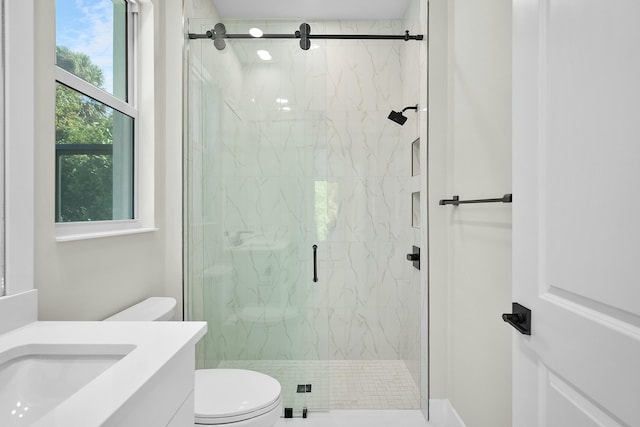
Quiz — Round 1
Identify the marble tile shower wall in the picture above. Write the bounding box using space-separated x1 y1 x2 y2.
319 21 419 365
187 19 421 374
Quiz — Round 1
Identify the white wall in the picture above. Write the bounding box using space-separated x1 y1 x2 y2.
5 0 35 296
427 0 450 407
34 0 184 320
156 0 184 321
429 0 512 426
1 0 38 334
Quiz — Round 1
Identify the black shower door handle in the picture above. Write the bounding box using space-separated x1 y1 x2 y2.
312 244 318 283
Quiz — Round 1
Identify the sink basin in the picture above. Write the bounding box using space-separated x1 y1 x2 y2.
0 344 133 426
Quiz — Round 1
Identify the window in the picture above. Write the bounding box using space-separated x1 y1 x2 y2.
55 0 137 223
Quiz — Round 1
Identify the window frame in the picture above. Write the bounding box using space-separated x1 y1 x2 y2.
0 0 5 296
54 0 146 239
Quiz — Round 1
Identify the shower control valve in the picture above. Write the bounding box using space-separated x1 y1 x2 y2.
406 246 420 270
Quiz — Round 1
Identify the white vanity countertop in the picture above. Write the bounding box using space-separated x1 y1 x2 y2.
0 320 207 426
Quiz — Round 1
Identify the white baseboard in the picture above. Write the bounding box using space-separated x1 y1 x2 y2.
429 399 466 427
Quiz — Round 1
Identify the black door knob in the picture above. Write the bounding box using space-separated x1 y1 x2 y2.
502 302 531 335
406 253 419 261
502 313 525 323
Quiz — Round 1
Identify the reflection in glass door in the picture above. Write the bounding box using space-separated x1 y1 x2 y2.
185 19 329 415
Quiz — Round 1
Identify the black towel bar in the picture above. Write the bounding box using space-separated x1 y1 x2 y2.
439 194 512 206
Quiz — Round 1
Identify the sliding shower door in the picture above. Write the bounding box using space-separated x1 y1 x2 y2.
185 19 330 414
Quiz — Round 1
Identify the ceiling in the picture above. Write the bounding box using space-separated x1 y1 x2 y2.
210 0 413 20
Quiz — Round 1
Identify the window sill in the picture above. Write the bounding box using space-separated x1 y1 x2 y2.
55 220 158 242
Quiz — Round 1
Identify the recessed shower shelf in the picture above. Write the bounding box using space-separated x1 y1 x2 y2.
410 138 421 229
411 138 420 177
412 192 421 229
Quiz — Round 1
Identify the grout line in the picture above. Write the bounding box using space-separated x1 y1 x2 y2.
216 359 420 410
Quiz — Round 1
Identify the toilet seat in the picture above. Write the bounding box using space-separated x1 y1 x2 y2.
194 369 282 425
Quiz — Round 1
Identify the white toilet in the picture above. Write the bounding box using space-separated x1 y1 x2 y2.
105 297 283 427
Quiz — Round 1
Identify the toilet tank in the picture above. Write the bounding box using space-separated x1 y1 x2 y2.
104 297 177 321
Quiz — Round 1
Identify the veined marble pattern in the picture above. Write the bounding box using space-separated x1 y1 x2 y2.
186 12 424 402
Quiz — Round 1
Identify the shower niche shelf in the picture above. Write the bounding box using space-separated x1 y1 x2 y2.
411 138 420 177
412 192 420 229
410 138 421 229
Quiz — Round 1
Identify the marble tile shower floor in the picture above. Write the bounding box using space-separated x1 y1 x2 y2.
216 360 420 410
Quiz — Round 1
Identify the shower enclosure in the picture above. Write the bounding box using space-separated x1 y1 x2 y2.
185 17 424 415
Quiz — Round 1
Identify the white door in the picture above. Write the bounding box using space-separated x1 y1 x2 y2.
512 1 640 426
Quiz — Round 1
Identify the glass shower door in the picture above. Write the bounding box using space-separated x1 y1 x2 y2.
185 19 329 415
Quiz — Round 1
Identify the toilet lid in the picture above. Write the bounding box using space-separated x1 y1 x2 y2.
194 369 281 424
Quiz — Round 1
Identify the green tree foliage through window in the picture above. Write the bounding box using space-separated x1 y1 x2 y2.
56 46 105 89
55 46 115 222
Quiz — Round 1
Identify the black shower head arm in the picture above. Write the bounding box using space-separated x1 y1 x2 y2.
401 104 419 113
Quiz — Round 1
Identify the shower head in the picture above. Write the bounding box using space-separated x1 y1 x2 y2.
388 110 408 125
387 104 419 126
